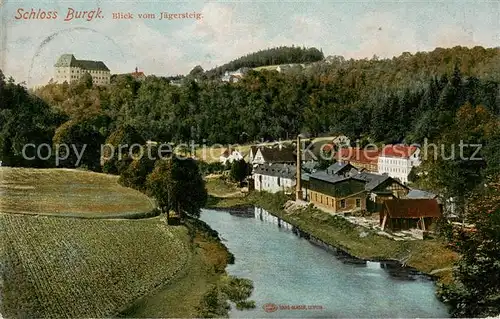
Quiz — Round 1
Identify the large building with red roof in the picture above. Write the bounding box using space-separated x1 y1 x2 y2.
377 144 421 184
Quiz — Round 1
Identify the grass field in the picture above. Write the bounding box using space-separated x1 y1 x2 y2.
0 168 154 217
253 64 280 71
0 214 190 318
0 167 234 318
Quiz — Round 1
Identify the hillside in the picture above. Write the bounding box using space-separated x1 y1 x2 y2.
0 167 232 318
204 45 324 78
0 214 189 318
0 168 154 218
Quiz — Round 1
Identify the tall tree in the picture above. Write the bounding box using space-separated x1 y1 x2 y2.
230 159 250 186
147 157 207 220
440 177 500 317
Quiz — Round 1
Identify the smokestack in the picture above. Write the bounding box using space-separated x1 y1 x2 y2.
296 135 303 201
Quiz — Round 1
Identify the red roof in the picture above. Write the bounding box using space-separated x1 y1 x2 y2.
221 148 232 157
323 144 334 152
335 148 379 165
380 145 418 158
384 199 441 218
131 71 145 77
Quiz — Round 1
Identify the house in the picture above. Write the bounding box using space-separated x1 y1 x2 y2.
300 140 334 163
353 172 410 212
221 74 240 83
336 147 380 172
253 163 296 193
304 163 409 214
377 144 421 184
251 146 296 165
331 135 351 148
325 162 359 177
253 162 309 198
170 79 183 87
308 171 367 214
248 146 258 164
54 54 110 85
219 148 243 165
276 64 291 73
221 67 250 82
129 67 146 81
380 199 441 231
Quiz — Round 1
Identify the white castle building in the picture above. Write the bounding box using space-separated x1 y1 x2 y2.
54 54 110 85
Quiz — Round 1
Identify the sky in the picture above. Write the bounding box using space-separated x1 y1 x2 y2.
0 0 499 86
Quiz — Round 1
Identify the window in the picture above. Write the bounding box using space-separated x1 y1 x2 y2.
340 199 346 208
277 177 281 187
356 198 361 208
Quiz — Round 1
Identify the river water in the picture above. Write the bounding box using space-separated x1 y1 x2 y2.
200 207 450 318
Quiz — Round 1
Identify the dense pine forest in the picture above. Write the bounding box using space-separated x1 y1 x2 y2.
204 46 324 78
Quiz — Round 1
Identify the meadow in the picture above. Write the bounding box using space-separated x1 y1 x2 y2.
0 213 190 318
0 167 231 318
0 168 154 218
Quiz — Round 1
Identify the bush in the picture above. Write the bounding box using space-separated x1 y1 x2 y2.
198 161 225 176
435 217 453 241
197 285 230 318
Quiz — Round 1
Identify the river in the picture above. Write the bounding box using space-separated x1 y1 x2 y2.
200 207 450 318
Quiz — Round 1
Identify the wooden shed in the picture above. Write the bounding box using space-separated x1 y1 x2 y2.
380 199 441 231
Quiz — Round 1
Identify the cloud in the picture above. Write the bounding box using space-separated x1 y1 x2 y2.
344 11 420 59
431 24 478 48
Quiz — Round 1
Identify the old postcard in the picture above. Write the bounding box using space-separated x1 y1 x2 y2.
1 0 499 318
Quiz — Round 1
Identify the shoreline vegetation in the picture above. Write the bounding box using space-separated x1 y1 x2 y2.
205 177 458 287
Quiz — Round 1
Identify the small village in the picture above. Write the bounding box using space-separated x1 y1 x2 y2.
2 5 499 314
219 136 457 241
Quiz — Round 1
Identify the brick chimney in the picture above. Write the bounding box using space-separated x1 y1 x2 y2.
296 135 303 201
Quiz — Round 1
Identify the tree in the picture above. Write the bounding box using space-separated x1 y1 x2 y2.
147 157 207 221
102 124 146 174
81 72 93 89
439 178 500 317
52 115 108 171
418 103 495 218
118 145 157 190
189 65 204 77
229 159 250 186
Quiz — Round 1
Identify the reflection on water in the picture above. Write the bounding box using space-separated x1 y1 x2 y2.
201 207 450 318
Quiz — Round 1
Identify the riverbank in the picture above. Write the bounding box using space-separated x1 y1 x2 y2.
205 180 458 285
119 218 242 318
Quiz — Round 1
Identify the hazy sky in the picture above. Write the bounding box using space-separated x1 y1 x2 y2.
0 0 499 86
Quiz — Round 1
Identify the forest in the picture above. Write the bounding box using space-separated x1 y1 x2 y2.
1 46 499 167
204 45 324 78
1 44 500 317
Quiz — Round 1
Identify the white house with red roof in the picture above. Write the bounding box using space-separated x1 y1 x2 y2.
377 144 421 184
